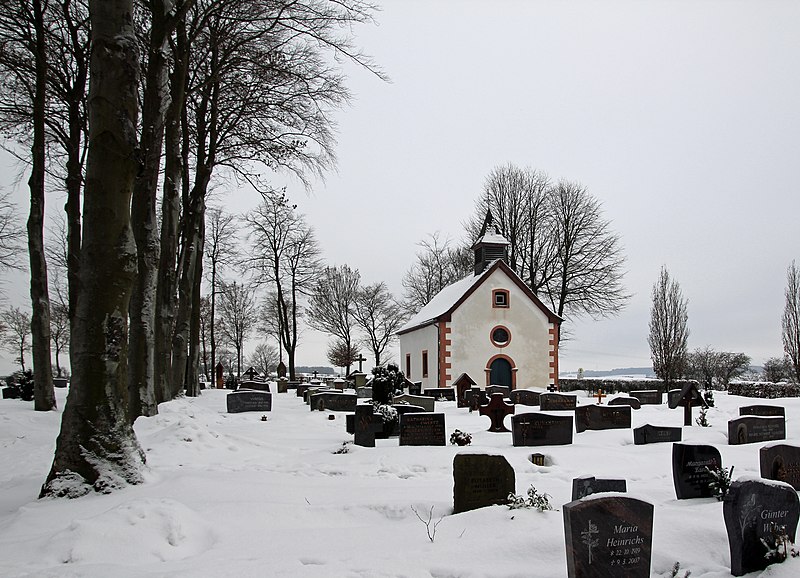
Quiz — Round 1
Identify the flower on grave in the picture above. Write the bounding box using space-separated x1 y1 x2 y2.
449 429 472 446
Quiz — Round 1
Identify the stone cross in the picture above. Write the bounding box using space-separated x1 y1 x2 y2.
479 393 515 433
353 404 383 447
354 354 367 373
243 366 258 381
594 389 606 404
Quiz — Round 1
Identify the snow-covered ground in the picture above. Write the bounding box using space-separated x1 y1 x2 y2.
1 386 799 577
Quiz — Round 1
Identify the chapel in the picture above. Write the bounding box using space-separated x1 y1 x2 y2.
397 223 561 391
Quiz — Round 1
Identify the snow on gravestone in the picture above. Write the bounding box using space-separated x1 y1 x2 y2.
728 416 786 445
511 412 573 446
226 390 272 413
760 444 800 490
574 405 631 433
539 392 577 411
398 412 446 446
723 478 800 576
452 454 515 514
563 495 653 578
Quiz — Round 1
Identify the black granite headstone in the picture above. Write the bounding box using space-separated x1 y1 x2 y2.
453 453 515 514
740 405 786 417
478 393 515 432
728 416 786 445
633 424 682 445
512 413 573 446
608 396 640 410
540 392 577 411
399 412 446 446
310 392 357 412
671 443 721 499
571 475 627 501
630 390 661 405
667 389 682 409
227 390 272 413
574 405 631 433
409 381 422 395
238 380 269 392
353 404 384 447
760 444 800 490
563 495 653 578
723 478 800 576
53 377 68 388
486 385 511 398
510 389 540 406
423 387 455 401
393 393 435 412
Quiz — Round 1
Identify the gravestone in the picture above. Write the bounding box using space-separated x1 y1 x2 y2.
304 386 330 403
633 424 682 445
486 385 511 398
608 396 640 410
467 387 488 410
309 391 357 412
723 478 800 576
454 373 477 408
243 366 258 381
227 390 272 413
353 404 383 447
423 387 456 401
510 389 540 406
399 412 446 446
574 405 631 433
479 392 515 432
372 379 392 404
740 405 786 417
671 443 722 499
351 372 368 388
277 377 288 393
409 381 422 395
728 416 786 445
760 444 800 490
571 476 627 501
673 382 707 425
512 413 573 446
667 388 682 409
215 361 225 389
630 390 661 405
540 392 577 411
356 386 373 399
287 380 301 390
453 453 515 514
238 380 269 392
563 495 654 578
53 377 68 388
333 377 347 391
276 361 287 378
394 393 435 413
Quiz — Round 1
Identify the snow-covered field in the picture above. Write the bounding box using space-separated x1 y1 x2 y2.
1 386 799 577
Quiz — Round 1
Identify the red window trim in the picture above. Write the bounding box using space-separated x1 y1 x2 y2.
492 288 510 308
490 324 512 348
422 350 429 378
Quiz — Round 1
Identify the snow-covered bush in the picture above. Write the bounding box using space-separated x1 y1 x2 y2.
507 485 554 512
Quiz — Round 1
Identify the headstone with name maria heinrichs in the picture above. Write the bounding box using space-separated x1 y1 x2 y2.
723 478 800 576
563 495 653 578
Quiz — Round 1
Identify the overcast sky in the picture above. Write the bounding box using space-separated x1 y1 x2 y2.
2 0 799 375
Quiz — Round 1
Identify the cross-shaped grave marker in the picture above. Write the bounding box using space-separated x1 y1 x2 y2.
478 392 515 433
676 382 708 426
353 404 384 447
354 353 367 373
594 389 606 404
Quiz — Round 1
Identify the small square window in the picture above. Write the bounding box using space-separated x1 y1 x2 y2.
493 289 509 308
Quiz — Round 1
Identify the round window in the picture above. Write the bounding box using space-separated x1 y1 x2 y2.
491 326 510 346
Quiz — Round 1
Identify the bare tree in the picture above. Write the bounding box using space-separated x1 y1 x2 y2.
402 232 472 310
715 351 751 389
687 347 750 389
0 191 25 272
217 280 258 380
648 267 689 387
1 306 31 372
783 260 800 383
245 192 321 380
204 206 239 381
248 342 278 376
353 282 408 367
51 301 70 377
763 356 791 383
41 0 144 497
307 265 361 375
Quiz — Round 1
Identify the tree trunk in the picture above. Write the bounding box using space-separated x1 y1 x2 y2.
154 16 188 404
185 210 204 397
41 0 144 497
128 11 170 421
28 0 56 412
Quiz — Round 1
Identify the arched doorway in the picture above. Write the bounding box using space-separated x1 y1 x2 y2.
489 357 513 387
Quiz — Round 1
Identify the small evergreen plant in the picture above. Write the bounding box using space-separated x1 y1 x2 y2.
695 407 710 427
706 465 734 501
507 485 554 512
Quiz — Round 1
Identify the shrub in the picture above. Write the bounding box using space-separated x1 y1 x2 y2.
507 485 554 512
5 370 34 401
706 465 734 501
449 429 472 446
